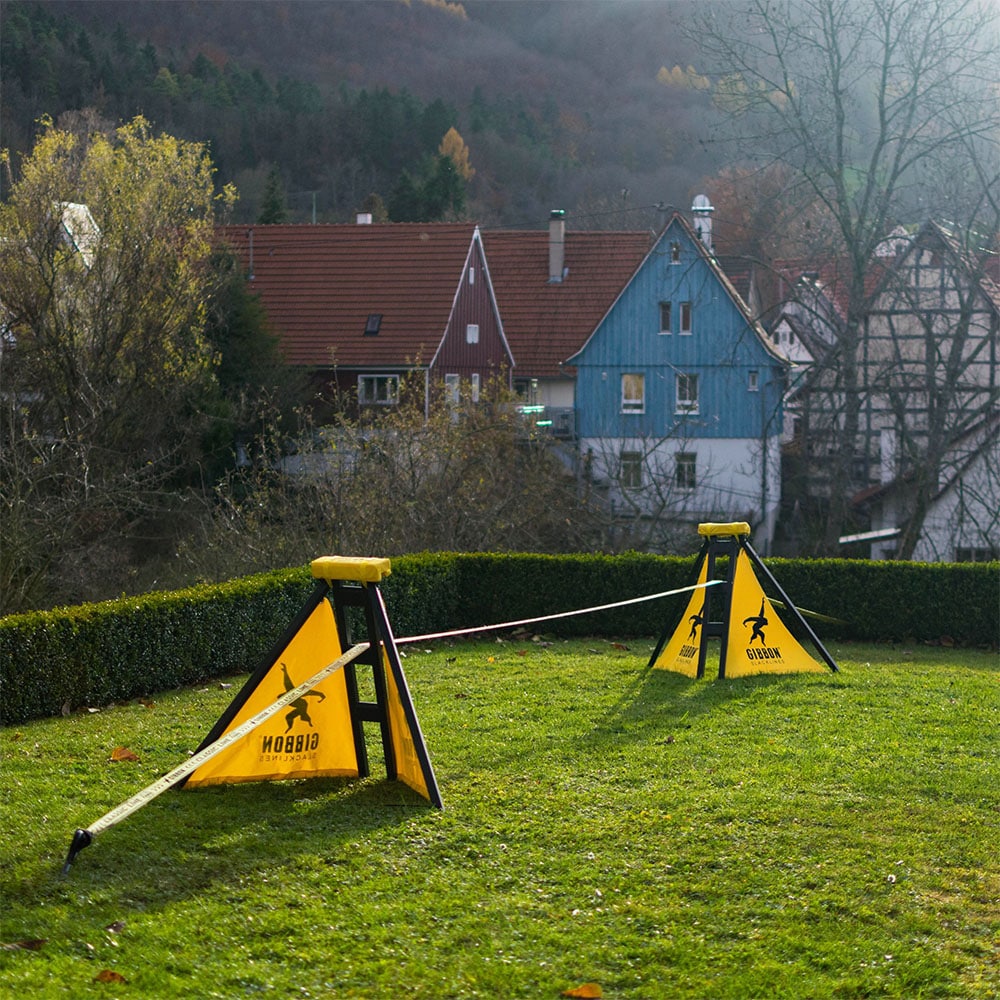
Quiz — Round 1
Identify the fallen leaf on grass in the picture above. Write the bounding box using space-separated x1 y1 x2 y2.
516 649 528 656
109 747 139 762
94 969 128 984
611 642 629 651
138 698 155 709
563 984 602 998
1 939 47 951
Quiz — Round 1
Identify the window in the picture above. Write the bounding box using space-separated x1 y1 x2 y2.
620 450 643 489
358 374 399 405
471 373 480 403
468 266 475 285
748 370 759 392
675 372 699 413
444 373 460 405
955 546 999 562
675 452 697 490
680 302 692 334
466 323 479 344
671 242 681 263
659 301 672 334
621 373 645 413
364 313 382 336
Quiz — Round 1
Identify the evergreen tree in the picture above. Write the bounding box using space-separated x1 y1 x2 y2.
387 170 423 222
257 166 287 224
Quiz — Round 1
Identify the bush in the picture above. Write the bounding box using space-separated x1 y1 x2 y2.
0 569 313 724
1 554 996 724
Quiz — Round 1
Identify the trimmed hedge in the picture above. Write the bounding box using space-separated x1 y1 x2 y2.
0 570 314 726
1 553 997 724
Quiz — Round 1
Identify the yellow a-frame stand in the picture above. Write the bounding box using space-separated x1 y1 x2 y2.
182 556 442 807
649 523 839 679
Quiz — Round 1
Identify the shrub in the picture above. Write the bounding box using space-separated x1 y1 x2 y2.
2 554 996 724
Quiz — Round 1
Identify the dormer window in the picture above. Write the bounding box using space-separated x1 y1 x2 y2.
364 313 383 336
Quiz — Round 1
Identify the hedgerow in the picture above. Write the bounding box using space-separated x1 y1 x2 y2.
1 553 996 724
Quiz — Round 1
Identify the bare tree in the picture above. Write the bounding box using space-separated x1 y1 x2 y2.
180 375 599 583
860 222 1000 559
694 0 1000 552
580 416 781 555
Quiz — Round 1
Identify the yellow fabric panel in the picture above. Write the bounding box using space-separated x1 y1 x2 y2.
651 558 709 677
724 550 825 676
698 521 751 537
383 648 431 801
310 556 391 583
186 599 360 787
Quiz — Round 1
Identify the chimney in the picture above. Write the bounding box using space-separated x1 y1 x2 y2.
548 209 566 283
356 213 373 225
691 194 714 253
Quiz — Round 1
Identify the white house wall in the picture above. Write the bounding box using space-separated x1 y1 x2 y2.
581 435 782 551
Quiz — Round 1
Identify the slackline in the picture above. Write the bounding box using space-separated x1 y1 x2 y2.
62 580 719 873
395 579 722 645
62 641 370 874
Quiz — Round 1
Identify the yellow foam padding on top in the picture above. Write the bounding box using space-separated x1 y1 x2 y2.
698 521 752 537
311 556 392 583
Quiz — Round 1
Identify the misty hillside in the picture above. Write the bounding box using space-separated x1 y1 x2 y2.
3 0 730 227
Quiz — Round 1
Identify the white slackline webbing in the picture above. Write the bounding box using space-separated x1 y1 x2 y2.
63 641 370 872
396 579 721 645
63 579 719 872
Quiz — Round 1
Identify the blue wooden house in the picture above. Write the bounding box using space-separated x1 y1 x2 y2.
566 208 790 552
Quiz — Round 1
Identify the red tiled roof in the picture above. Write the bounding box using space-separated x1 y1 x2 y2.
482 228 652 378
769 256 891 320
715 255 754 305
215 223 479 368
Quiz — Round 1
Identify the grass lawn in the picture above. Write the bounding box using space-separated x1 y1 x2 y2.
1 637 997 998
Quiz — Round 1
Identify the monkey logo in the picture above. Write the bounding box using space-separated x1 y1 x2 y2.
280 662 326 732
743 599 768 646
688 603 706 639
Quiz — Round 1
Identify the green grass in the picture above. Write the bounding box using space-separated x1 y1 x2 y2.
1 638 998 998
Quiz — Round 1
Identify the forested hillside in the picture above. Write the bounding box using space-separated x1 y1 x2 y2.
1 0 726 227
